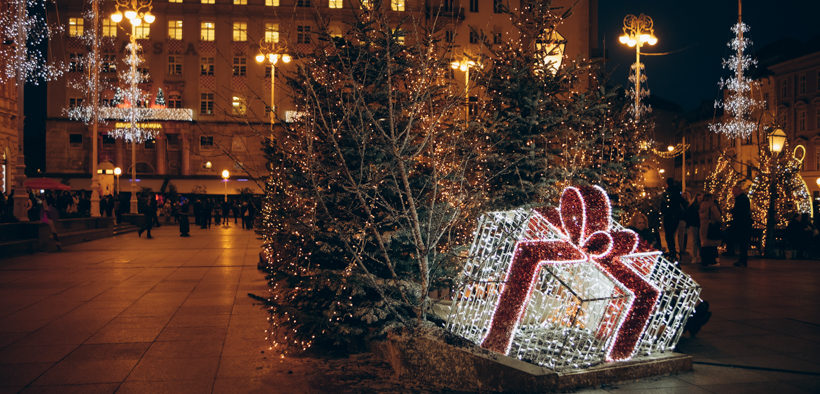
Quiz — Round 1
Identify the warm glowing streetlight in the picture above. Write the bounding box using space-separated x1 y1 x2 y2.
450 58 478 121
619 14 657 120
221 169 230 202
113 167 122 198
767 128 787 154
111 0 154 214
256 39 291 136
667 145 675 152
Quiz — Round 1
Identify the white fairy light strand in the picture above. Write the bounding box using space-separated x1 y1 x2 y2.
0 0 65 85
709 22 760 138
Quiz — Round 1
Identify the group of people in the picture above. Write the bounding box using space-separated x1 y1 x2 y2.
135 194 259 239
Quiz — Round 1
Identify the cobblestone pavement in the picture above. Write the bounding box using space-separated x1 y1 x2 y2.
1 225 819 393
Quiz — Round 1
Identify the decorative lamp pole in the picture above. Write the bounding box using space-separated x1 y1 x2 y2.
221 169 230 202
114 166 122 198
255 39 291 138
765 128 787 255
619 14 657 120
111 0 154 214
89 0 102 217
450 58 477 121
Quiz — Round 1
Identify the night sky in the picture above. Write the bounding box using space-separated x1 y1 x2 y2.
598 0 820 112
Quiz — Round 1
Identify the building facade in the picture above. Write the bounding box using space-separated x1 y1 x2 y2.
0 0 19 196
45 0 595 195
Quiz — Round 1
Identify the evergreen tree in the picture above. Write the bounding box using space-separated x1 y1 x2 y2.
155 88 165 106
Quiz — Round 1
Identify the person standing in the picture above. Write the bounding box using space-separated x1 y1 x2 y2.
41 197 61 251
699 193 722 267
729 185 752 267
138 193 156 239
179 198 191 237
685 192 703 264
661 178 686 261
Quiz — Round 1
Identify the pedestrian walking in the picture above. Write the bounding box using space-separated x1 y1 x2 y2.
685 192 703 264
41 197 61 251
729 185 751 267
699 193 722 267
661 178 686 261
138 193 157 239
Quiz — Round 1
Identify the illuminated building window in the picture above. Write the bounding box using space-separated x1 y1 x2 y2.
297 0 310 6
391 0 405 11
329 0 343 8
233 22 247 41
297 25 311 44
169 0 182 3
264 23 279 43
168 55 183 75
200 57 214 75
201 21 215 41
102 19 117 37
200 93 214 115
360 0 372 9
469 0 478 12
68 17 84 37
69 53 85 73
202 0 215 4
234 0 247 4
232 56 247 76
134 24 150 39
232 95 247 115
266 0 279 5
392 28 405 45
168 20 183 40
101 54 116 73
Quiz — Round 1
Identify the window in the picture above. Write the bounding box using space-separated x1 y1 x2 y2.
233 22 247 41
816 150 820 171
264 64 271 78
234 0 247 4
469 31 478 44
168 94 182 108
168 20 183 40
102 134 115 146
200 57 214 75
69 98 83 109
169 0 182 3
297 25 311 44
69 134 84 147
144 139 156 150
166 134 180 150
69 17 84 37
201 22 215 41
200 135 214 148
391 0 405 11
297 0 311 6
69 53 85 72
134 24 150 39
329 0 343 8
101 54 116 73
232 56 247 76
265 23 279 43
493 0 503 13
817 71 820 90
493 32 502 44
469 0 478 12
266 0 280 5
799 74 806 95
799 110 807 131
763 93 769 109
445 31 454 43
817 108 820 130
168 55 183 75
102 19 117 37
781 80 788 98
360 0 373 9
202 0 215 4
200 93 214 115
232 95 247 115
393 28 405 45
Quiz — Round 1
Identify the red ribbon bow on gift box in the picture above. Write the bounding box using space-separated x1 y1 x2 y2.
481 186 660 361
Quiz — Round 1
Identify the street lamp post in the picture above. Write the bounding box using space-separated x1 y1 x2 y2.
450 59 477 122
255 39 291 138
765 128 787 255
221 169 230 202
619 14 657 120
111 0 154 214
114 166 122 198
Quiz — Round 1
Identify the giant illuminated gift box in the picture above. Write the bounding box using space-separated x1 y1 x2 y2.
446 185 701 370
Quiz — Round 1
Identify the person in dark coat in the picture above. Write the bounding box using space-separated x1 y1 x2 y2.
178 198 191 237
661 178 686 261
729 185 752 267
138 193 157 239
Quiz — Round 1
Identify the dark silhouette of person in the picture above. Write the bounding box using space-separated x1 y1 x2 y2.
661 178 686 261
179 198 191 237
730 185 752 267
138 193 157 239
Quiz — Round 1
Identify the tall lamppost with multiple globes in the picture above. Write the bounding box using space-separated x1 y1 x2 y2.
619 14 657 120
110 0 154 214
255 39 291 137
450 58 477 121
221 169 230 202
113 166 122 199
765 127 787 255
